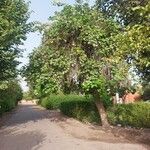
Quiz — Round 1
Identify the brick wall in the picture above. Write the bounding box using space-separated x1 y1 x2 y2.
122 92 141 104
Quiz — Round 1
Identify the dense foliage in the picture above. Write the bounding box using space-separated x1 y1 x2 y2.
0 80 23 115
107 103 150 128
142 84 150 101
23 2 129 97
60 100 100 124
0 0 31 114
0 0 32 81
40 94 150 128
39 94 100 124
114 4 150 82
39 94 91 110
96 0 149 26
97 0 150 82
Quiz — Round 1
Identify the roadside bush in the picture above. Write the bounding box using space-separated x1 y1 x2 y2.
40 94 100 123
142 85 150 101
0 80 23 116
0 98 15 112
23 91 33 100
40 94 90 110
40 94 150 128
107 103 150 128
41 97 53 109
60 100 150 128
60 100 100 124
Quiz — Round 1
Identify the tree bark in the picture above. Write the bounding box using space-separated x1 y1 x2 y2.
95 100 110 128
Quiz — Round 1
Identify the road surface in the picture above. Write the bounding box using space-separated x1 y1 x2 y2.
0 101 149 150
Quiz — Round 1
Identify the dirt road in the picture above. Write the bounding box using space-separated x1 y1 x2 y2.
0 101 149 150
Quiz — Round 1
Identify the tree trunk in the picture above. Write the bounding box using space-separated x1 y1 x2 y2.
95 100 109 128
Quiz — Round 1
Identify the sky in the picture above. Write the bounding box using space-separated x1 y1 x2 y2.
19 0 94 91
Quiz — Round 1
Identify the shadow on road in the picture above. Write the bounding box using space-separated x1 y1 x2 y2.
0 103 47 150
0 104 50 127
0 129 45 150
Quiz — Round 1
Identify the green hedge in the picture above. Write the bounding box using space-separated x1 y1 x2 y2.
0 99 15 113
60 100 100 124
40 94 150 128
107 103 150 128
142 85 150 101
60 100 150 128
0 94 18 115
0 81 23 116
40 94 100 123
40 94 90 110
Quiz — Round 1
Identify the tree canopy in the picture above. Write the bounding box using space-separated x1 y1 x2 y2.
0 0 32 113
96 0 149 26
96 0 150 82
23 2 129 97
0 0 32 81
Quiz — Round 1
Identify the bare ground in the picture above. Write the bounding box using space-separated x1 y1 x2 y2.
0 101 149 150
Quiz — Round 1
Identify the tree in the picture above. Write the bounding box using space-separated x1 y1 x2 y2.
0 0 32 110
113 2 150 82
96 0 149 26
0 0 32 81
24 2 129 127
96 0 150 82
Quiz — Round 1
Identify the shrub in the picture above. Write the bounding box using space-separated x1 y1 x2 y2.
0 80 23 115
40 94 89 110
41 97 53 109
107 102 150 128
142 85 150 101
0 95 17 116
60 100 150 128
60 100 100 124
23 91 34 100
40 94 150 128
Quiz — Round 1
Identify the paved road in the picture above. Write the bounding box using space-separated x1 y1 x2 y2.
0 102 148 150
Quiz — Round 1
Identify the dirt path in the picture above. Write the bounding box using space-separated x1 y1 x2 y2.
0 101 149 150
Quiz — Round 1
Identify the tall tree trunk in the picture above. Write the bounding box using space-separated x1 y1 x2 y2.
95 99 109 128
